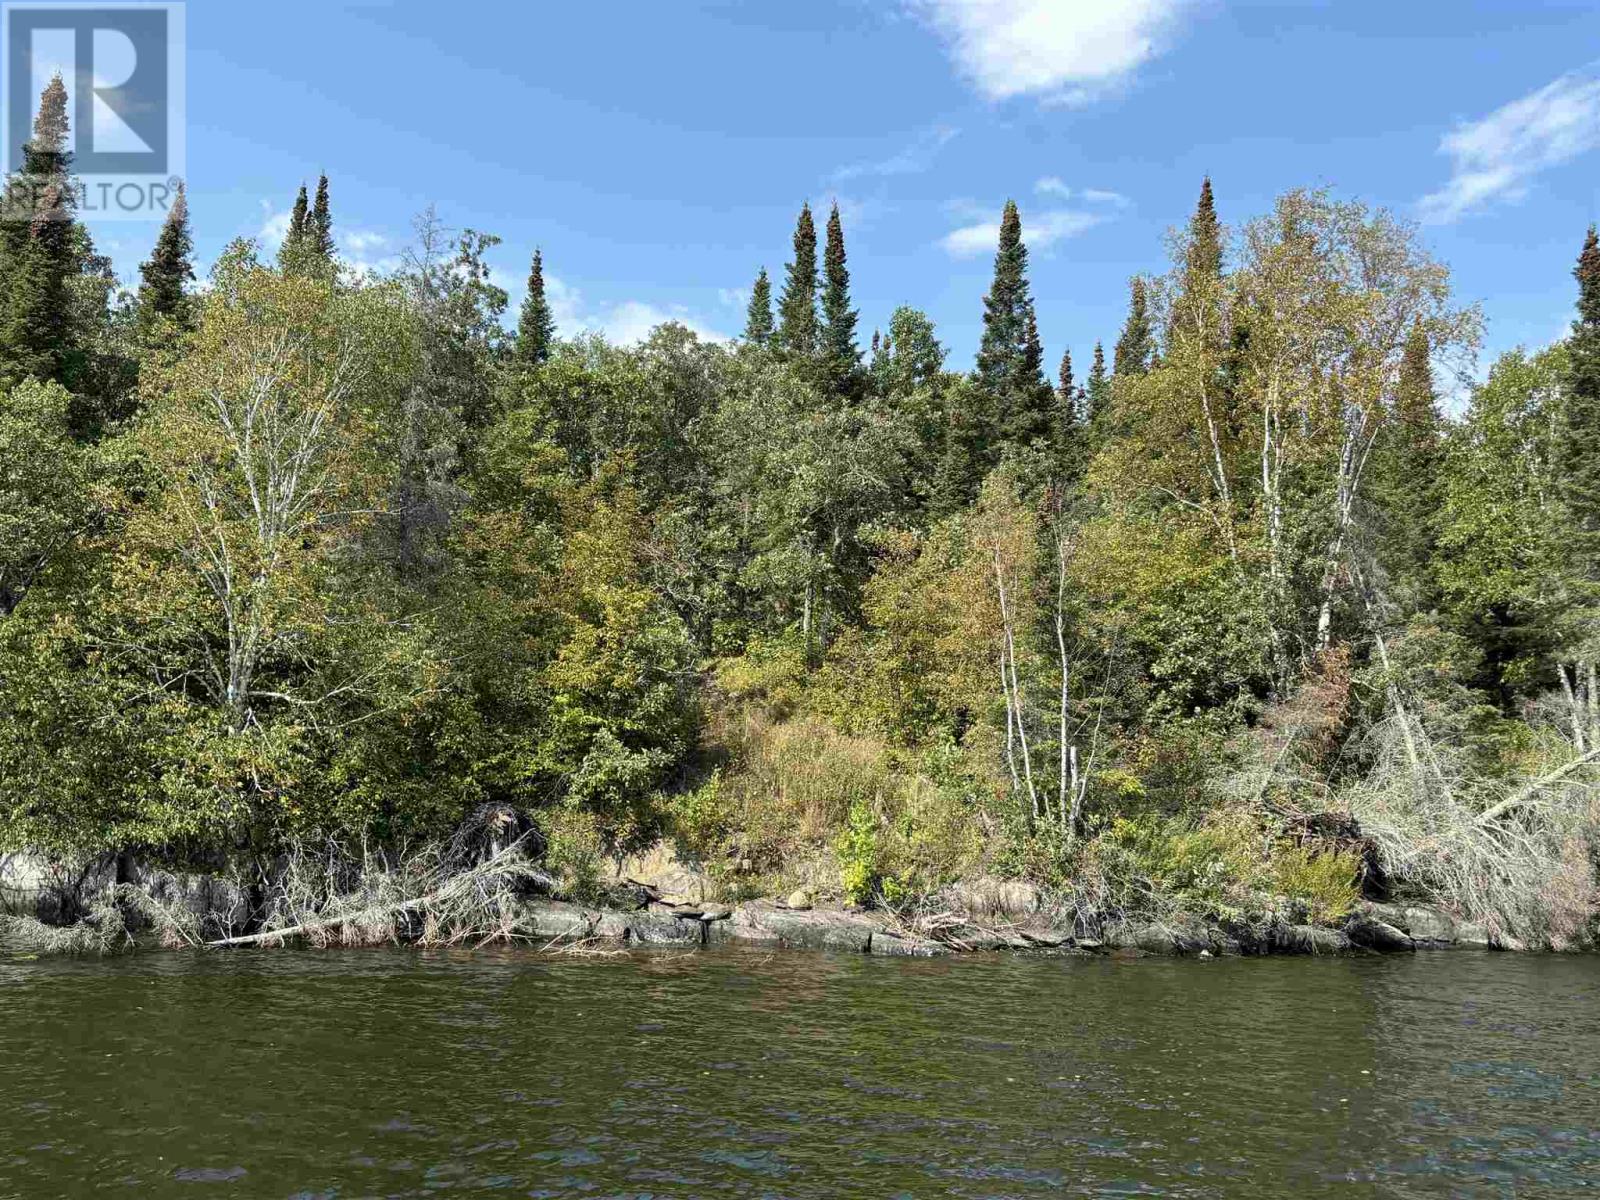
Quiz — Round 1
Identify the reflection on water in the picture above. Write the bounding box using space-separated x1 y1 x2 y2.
1 947 1597 1197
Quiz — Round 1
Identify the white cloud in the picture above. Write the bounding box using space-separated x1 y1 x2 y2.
341 229 387 254
528 273 726 345
832 125 959 182
903 0 1195 104
597 300 728 346
258 204 292 251
1031 180 1128 206
1080 188 1129 207
718 286 750 309
940 207 1106 257
1420 67 1600 224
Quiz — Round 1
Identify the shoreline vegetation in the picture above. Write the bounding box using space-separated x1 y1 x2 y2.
2 77 1599 960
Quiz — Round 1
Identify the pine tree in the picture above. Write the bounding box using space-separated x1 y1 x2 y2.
975 200 1052 450
0 75 80 392
278 184 309 270
136 182 195 335
513 248 556 366
744 267 774 346
1113 277 1153 377
775 203 818 359
819 202 861 398
308 173 335 262
1564 224 1600 573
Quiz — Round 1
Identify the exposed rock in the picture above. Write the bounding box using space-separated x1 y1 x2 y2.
1107 920 1211 956
1456 922 1491 948
868 932 949 957
1275 924 1350 955
1017 928 1070 948
1346 915 1415 953
603 840 710 905
784 888 813 911
709 901 879 952
512 900 600 942
1398 906 1457 946
628 910 704 947
594 909 633 940
1489 931 1528 952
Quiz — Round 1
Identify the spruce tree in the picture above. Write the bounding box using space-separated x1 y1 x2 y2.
136 182 195 335
1564 224 1600 573
819 202 861 398
1374 319 1443 599
744 267 774 345
278 184 309 270
308 173 335 263
775 203 818 359
1185 177 1222 285
0 75 79 392
1085 342 1111 430
1055 348 1085 480
1113 277 1153 377
514 248 556 365
930 388 983 518
975 200 1052 449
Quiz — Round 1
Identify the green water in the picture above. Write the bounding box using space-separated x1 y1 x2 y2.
2 947 1597 1198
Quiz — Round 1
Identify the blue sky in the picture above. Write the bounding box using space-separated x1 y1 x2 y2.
87 0 1600 383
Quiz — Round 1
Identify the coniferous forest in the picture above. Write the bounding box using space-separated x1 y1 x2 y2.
5 74 1600 950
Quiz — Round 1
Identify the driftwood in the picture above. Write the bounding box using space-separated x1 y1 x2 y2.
1475 746 1600 826
205 839 543 949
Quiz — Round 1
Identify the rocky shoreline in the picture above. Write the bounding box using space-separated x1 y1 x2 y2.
501 895 1503 958
0 849 1544 958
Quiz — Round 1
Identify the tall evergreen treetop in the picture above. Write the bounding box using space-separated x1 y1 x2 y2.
308 173 335 262
1054 347 1087 482
0 75 81 393
820 202 861 396
1185 177 1222 285
515 248 556 365
976 200 1052 447
137 182 195 331
24 73 69 176
775 202 818 358
1562 224 1600 569
1085 342 1110 428
744 267 774 346
975 200 1029 393
1113 277 1154 377
278 185 309 270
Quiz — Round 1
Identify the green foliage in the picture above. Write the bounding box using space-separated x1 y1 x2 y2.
0 149 1591 945
1100 812 1358 920
538 804 608 903
836 797 879 905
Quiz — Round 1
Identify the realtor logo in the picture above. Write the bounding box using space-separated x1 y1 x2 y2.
2 1 184 217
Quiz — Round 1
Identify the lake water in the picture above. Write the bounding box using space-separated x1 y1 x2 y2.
2 947 1597 1198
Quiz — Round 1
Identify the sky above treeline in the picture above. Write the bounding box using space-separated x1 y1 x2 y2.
86 0 1600 388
